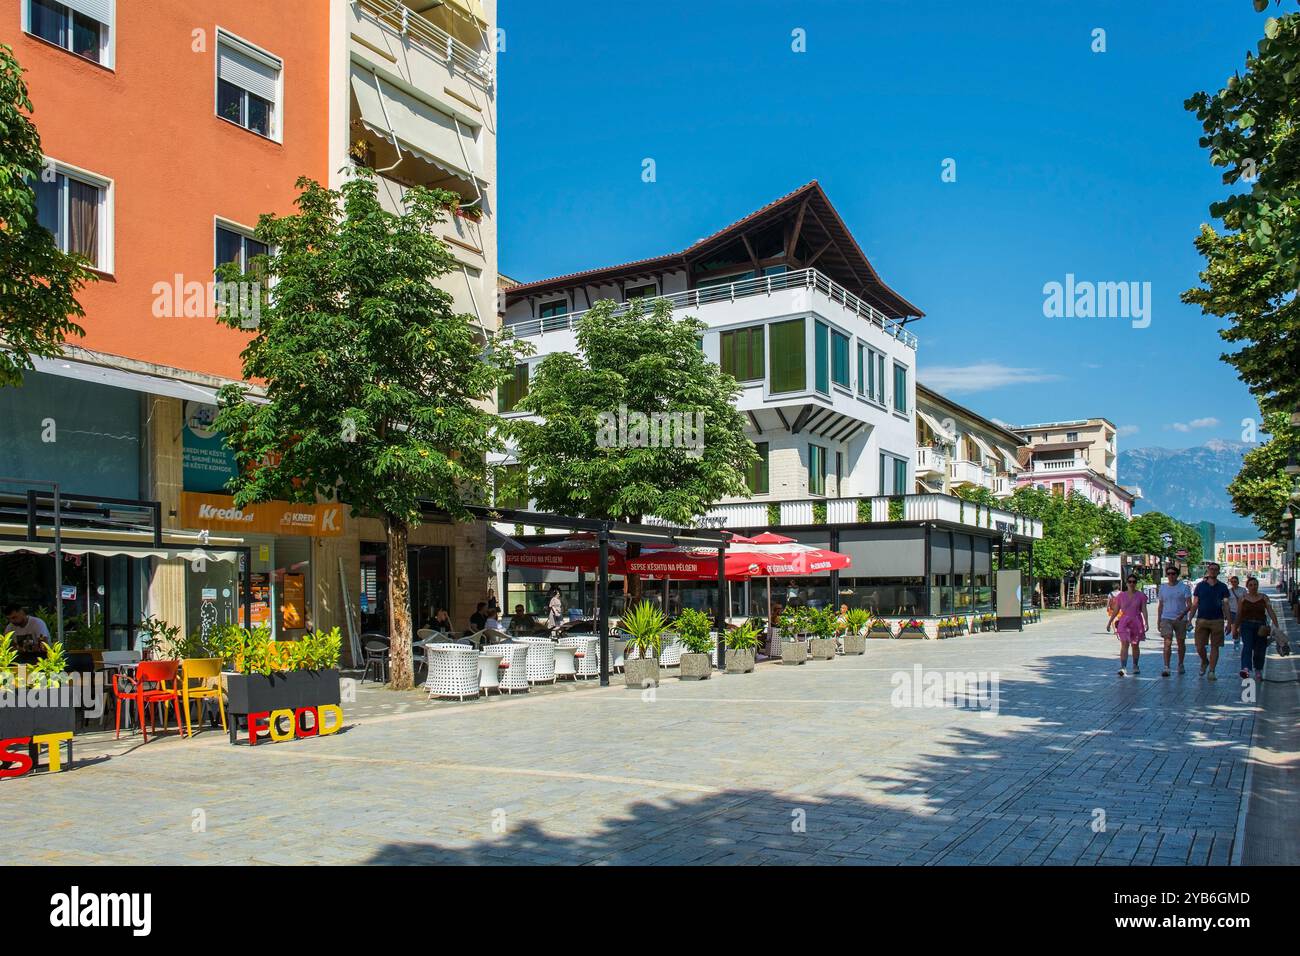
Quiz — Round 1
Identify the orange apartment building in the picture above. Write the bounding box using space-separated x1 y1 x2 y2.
0 0 498 652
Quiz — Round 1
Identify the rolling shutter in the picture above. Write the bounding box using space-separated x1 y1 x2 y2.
218 35 280 101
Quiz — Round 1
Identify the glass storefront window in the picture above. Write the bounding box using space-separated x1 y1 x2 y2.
360 541 449 636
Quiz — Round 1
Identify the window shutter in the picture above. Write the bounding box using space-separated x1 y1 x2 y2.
218 38 279 102
63 0 114 26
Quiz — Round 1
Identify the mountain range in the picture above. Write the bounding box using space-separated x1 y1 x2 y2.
1118 440 1261 538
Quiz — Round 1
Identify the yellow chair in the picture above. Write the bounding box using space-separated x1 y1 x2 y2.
179 658 227 738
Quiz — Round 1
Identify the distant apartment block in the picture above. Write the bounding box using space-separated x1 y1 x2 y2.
1011 418 1139 517
1216 539 1282 573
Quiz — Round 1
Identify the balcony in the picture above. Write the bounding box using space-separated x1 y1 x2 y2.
354 0 494 90
1033 456 1085 473
947 459 988 487
505 268 919 350
991 475 1013 498
916 447 947 476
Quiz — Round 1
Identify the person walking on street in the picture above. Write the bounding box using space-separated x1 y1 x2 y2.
545 586 564 636
1226 575 1246 648
1114 574 1149 677
1105 586 1122 633
1190 562 1231 681
1156 566 1192 677
1235 576 1282 682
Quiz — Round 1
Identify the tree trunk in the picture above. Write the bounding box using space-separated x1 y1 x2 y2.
386 516 414 690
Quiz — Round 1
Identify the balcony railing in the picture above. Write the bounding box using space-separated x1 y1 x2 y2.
661 493 1042 538
948 459 989 486
916 447 947 475
506 268 920 350
356 0 494 88
1035 457 1084 472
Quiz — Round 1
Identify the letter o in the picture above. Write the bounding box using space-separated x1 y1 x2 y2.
269 709 295 742
294 706 319 738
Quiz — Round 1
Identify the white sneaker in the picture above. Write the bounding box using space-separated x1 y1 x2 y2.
1207 671 1217 682
1118 668 1126 677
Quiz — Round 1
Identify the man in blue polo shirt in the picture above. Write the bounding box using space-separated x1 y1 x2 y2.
1190 563 1231 681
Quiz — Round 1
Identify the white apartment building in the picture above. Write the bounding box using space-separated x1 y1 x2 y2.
329 0 497 334
499 182 921 505
915 385 1024 500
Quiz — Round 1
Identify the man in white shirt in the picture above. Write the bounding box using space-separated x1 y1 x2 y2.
1226 575 1247 648
1155 568 1192 678
3 605 51 653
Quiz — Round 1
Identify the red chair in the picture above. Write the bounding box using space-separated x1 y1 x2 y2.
113 660 183 742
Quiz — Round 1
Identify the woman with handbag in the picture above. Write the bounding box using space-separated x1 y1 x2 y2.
1235 576 1283 682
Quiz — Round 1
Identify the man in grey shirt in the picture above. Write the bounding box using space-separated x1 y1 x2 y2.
1155 567 1192 677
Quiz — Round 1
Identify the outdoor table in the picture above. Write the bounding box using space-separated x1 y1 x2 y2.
552 644 577 676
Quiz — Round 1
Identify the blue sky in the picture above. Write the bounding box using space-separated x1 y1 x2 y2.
499 0 1268 452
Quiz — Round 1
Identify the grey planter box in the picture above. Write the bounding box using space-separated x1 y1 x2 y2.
724 647 756 674
679 652 712 681
809 638 837 660
780 641 807 665
842 633 867 655
624 657 660 689
867 627 893 640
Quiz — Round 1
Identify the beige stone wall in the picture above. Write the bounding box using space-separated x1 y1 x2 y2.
145 396 186 633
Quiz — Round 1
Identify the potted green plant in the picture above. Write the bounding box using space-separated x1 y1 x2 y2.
724 620 760 674
674 608 714 681
0 640 77 742
898 617 928 639
777 606 808 665
137 615 182 660
808 606 838 660
223 627 343 741
842 608 870 655
621 602 666 689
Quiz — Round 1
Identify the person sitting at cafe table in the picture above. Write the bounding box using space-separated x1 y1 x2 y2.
511 604 536 634
3 604 50 652
431 608 453 634
468 602 489 633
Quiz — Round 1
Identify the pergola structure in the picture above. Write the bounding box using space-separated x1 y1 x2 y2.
445 504 730 686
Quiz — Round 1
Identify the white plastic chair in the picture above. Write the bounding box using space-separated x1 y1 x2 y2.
482 643 529 694
609 638 627 673
417 628 436 641
424 644 480 701
658 637 684 667
516 637 556 684
560 635 600 680
553 644 578 681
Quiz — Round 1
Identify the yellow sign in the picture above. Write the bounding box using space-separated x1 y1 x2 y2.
180 492 345 538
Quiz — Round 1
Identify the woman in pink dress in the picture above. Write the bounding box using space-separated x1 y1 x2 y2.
1114 574 1149 677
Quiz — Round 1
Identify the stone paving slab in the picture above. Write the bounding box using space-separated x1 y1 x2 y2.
1 608 1276 865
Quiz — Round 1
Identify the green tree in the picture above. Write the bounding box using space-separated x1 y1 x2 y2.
1007 487 1101 606
1183 3 1300 414
0 44 94 386
506 297 757 525
214 169 527 690
953 485 998 507
1228 410 1298 542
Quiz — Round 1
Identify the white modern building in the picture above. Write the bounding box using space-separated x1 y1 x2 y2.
501 182 921 504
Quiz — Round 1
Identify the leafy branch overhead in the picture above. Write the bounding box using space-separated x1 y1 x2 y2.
0 44 94 387
1183 4 1300 413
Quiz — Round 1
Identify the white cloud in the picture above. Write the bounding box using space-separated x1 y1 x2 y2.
1167 417 1219 433
920 363 1062 395
1117 424 1140 437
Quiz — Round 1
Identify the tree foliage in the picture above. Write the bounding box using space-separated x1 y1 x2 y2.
1183 2 1300 539
1228 410 1298 542
214 169 527 688
0 44 94 387
505 297 757 525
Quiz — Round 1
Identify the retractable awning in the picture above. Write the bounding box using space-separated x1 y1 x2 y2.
32 356 223 404
998 447 1020 471
350 64 484 187
970 433 997 462
917 409 956 444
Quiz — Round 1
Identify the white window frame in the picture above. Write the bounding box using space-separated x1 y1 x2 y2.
213 217 269 274
214 27 284 143
22 0 116 69
38 157 113 274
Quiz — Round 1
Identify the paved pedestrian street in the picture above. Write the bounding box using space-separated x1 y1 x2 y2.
6 608 1285 866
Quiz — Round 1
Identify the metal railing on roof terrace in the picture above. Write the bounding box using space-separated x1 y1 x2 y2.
506 268 919 349
356 0 494 88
